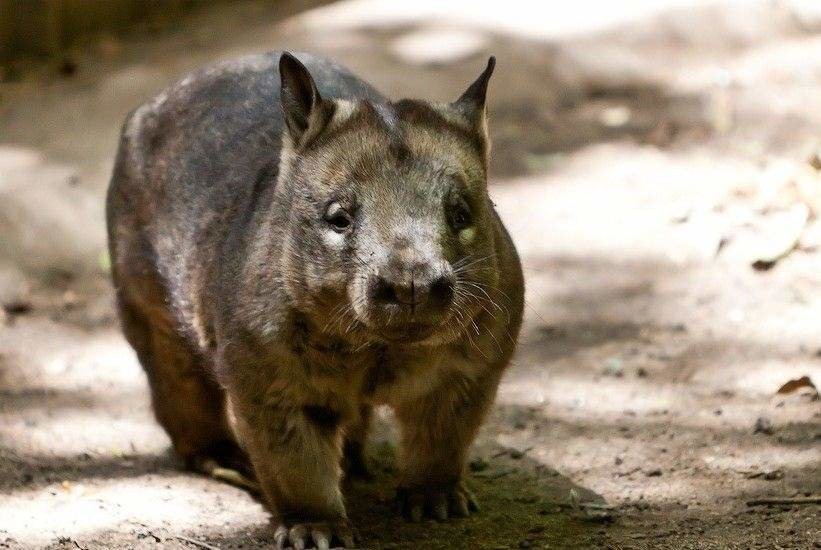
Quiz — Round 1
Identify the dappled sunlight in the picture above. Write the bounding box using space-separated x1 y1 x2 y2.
499 375 682 417
0 145 44 176
0 143 105 276
0 409 164 457
490 143 762 262
288 0 762 42
692 357 821 395
703 446 820 474
0 475 266 547
0 322 143 390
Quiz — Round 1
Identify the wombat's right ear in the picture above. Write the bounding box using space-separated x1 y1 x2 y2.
451 56 495 158
279 52 329 146
453 56 495 129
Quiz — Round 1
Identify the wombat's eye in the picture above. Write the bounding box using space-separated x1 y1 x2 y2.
450 203 472 231
323 202 352 232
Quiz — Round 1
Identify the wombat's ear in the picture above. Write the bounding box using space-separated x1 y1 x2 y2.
452 56 495 133
279 52 329 146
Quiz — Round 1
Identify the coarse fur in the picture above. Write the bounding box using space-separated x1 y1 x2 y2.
106 51 524 549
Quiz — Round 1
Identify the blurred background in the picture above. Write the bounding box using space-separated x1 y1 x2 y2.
1 1 820 548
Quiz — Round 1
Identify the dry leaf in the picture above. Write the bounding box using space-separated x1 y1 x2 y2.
776 375 817 394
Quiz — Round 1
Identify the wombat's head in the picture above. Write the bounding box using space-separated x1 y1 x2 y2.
278 53 501 346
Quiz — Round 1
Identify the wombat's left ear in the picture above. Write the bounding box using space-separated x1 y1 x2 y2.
279 52 331 147
452 56 495 133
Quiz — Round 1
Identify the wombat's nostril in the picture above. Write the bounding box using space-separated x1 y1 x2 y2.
371 272 453 311
372 276 395 304
372 275 410 306
429 275 455 307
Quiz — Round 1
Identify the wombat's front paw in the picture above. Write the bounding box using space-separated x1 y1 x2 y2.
396 482 480 522
272 519 355 549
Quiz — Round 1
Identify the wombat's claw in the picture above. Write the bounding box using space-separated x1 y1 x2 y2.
273 521 355 549
396 483 480 522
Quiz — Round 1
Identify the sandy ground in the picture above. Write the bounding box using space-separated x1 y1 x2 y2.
1 1 821 548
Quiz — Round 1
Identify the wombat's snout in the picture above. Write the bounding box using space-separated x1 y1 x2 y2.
369 265 455 314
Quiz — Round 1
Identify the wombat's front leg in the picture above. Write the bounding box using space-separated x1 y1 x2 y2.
393 368 502 522
232 399 354 549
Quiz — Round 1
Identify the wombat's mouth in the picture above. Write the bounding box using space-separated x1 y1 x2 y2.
374 321 441 344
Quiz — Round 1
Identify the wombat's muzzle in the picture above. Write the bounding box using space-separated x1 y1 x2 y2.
368 264 455 316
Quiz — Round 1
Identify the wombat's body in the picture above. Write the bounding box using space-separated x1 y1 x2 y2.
107 51 523 548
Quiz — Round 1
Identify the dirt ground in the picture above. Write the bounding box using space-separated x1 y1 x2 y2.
1 1 820 548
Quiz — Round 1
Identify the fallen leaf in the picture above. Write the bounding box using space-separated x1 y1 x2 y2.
776 376 817 394
809 151 821 171
2 300 32 315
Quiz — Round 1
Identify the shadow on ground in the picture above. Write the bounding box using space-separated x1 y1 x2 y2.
193 440 608 550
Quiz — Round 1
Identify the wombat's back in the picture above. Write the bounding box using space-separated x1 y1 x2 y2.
106 51 383 346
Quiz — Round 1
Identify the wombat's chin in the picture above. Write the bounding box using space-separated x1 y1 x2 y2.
370 321 447 345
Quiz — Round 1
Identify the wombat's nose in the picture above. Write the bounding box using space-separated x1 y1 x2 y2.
371 272 455 311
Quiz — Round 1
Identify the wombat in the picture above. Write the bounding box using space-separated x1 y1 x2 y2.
106 51 524 549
